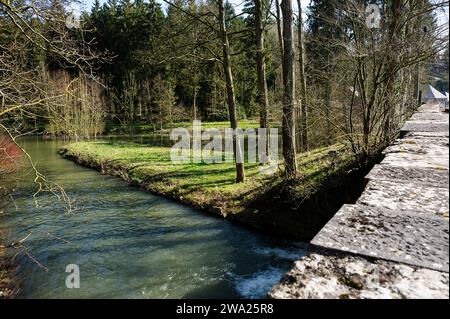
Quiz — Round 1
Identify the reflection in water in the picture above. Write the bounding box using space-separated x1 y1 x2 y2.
0 137 305 299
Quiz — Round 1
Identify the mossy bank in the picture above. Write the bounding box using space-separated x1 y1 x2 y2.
60 141 376 240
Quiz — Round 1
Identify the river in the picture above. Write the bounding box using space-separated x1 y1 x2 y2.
0 137 304 299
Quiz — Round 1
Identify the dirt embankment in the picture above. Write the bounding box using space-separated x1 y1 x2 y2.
0 226 17 299
1 135 21 298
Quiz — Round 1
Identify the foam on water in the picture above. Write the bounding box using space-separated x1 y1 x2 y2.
233 267 286 299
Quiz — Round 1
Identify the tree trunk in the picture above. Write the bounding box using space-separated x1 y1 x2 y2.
295 99 301 152
383 0 401 144
413 62 421 106
192 85 197 120
275 0 284 58
297 0 308 152
254 0 270 162
281 0 297 179
218 0 245 183
413 0 425 108
324 79 332 145
254 0 269 130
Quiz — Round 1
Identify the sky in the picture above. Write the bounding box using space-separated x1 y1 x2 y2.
77 0 447 28
78 0 310 15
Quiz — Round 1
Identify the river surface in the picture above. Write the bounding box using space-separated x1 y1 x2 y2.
0 137 304 299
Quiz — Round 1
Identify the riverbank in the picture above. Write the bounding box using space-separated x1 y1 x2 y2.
0 227 17 299
1 135 22 299
60 141 364 240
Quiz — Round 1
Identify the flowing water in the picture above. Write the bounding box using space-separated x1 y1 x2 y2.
0 137 305 299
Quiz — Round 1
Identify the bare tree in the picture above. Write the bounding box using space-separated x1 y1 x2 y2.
274 0 284 58
281 0 298 179
325 0 448 162
0 0 103 206
254 0 270 164
161 0 246 182
297 0 308 152
218 0 245 182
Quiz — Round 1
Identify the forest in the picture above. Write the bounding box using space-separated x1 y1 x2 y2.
1 0 448 181
0 0 449 300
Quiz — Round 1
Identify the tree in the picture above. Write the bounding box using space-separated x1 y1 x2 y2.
0 0 103 207
218 0 245 182
297 0 308 152
281 0 298 179
86 0 166 128
327 0 448 162
274 0 284 58
253 0 270 161
307 0 344 145
161 0 247 182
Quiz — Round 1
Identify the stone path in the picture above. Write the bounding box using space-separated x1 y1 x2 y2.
269 103 449 299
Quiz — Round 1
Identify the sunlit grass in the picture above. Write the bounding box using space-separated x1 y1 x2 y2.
61 140 354 215
139 119 276 132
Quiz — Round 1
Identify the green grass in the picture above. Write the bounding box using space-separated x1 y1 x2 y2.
60 141 354 215
107 119 280 135
139 119 274 132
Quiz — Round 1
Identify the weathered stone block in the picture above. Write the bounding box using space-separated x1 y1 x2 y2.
357 180 449 216
269 251 449 299
311 204 449 272
382 150 449 169
401 121 449 134
365 164 449 188
411 112 449 121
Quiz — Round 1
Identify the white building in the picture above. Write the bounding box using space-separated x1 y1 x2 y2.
422 84 448 108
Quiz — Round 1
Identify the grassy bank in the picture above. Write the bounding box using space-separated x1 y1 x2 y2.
60 141 361 239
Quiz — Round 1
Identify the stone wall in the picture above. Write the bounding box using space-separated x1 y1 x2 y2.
269 103 449 299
